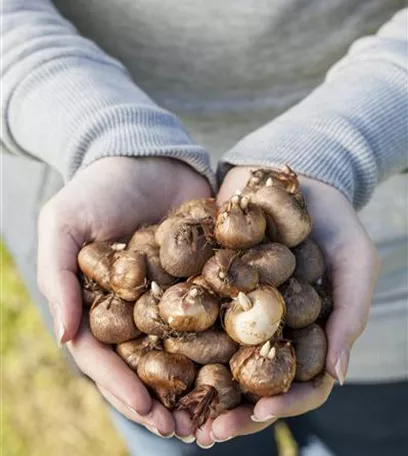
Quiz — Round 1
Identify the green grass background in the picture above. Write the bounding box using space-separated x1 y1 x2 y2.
1 242 295 455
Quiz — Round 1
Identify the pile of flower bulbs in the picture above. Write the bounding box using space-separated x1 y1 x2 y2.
79 166 332 427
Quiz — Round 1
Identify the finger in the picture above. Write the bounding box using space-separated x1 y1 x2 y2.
195 417 215 449
173 410 196 443
252 373 334 422
97 385 175 438
67 322 152 416
211 404 276 442
217 166 253 204
37 205 84 343
325 238 380 384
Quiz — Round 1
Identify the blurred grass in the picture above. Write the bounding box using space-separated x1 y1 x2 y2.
1 241 296 456
1 243 128 456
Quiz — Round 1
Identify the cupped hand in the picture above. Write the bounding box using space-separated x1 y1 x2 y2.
195 165 380 447
37 156 211 436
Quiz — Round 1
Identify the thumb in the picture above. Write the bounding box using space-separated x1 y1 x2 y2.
325 238 380 384
37 204 84 344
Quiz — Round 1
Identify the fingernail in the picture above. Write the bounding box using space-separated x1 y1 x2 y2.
145 425 174 439
210 431 233 443
175 434 196 444
54 305 65 345
335 349 349 385
197 441 215 449
250 414 278 423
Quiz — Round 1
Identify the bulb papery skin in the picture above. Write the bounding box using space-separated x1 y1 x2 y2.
159 282 219 332
245 167 300 194
159 218 214 277
81 275 105 307
155 198 217 246
177 364 241 427
241 243 296 287
250 185 312 248
224 286 285 345
90 295 140 344
116 335 161 371
202 250 259 298
133 288 166 336
78 242 115 291
109 250 147 302
195 364 241 414
215 196 266 249
164 329 238 364
175 198 218 221
137 351 196 409
230 340 296 397
82 286 103 307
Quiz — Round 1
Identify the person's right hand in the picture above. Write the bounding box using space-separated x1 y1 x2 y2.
37 156 212 438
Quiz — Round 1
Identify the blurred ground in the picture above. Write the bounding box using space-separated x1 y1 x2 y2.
1 242 296 456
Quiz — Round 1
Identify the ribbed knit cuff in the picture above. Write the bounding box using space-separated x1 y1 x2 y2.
70 104 217 193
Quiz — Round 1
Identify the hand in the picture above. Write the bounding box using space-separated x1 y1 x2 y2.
37 156 211 437
195 166 380 447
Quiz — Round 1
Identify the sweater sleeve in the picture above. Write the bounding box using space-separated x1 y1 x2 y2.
218 9 408 210
1 0 216 189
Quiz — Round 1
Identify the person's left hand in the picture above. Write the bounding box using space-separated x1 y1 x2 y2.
193 165 380 447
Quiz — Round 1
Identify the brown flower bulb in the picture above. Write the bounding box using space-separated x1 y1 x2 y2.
116 335 161 371
224 286 285 345
89 294 140 344
109 250 147 302
159 282 219 332
215 194 266 249
288 324 327 382
202 249 259 298
292 239 325 284
164 328 238 364
137 351 196 408
241 243 296 287
159 218 214 277
78 241 122 291
281 278 322 329
230 339 296 397
156 198 217 246
133 282 167 336
247 166 311 247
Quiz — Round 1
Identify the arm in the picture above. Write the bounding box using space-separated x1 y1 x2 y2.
218 8 408 210
1 0 215 189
